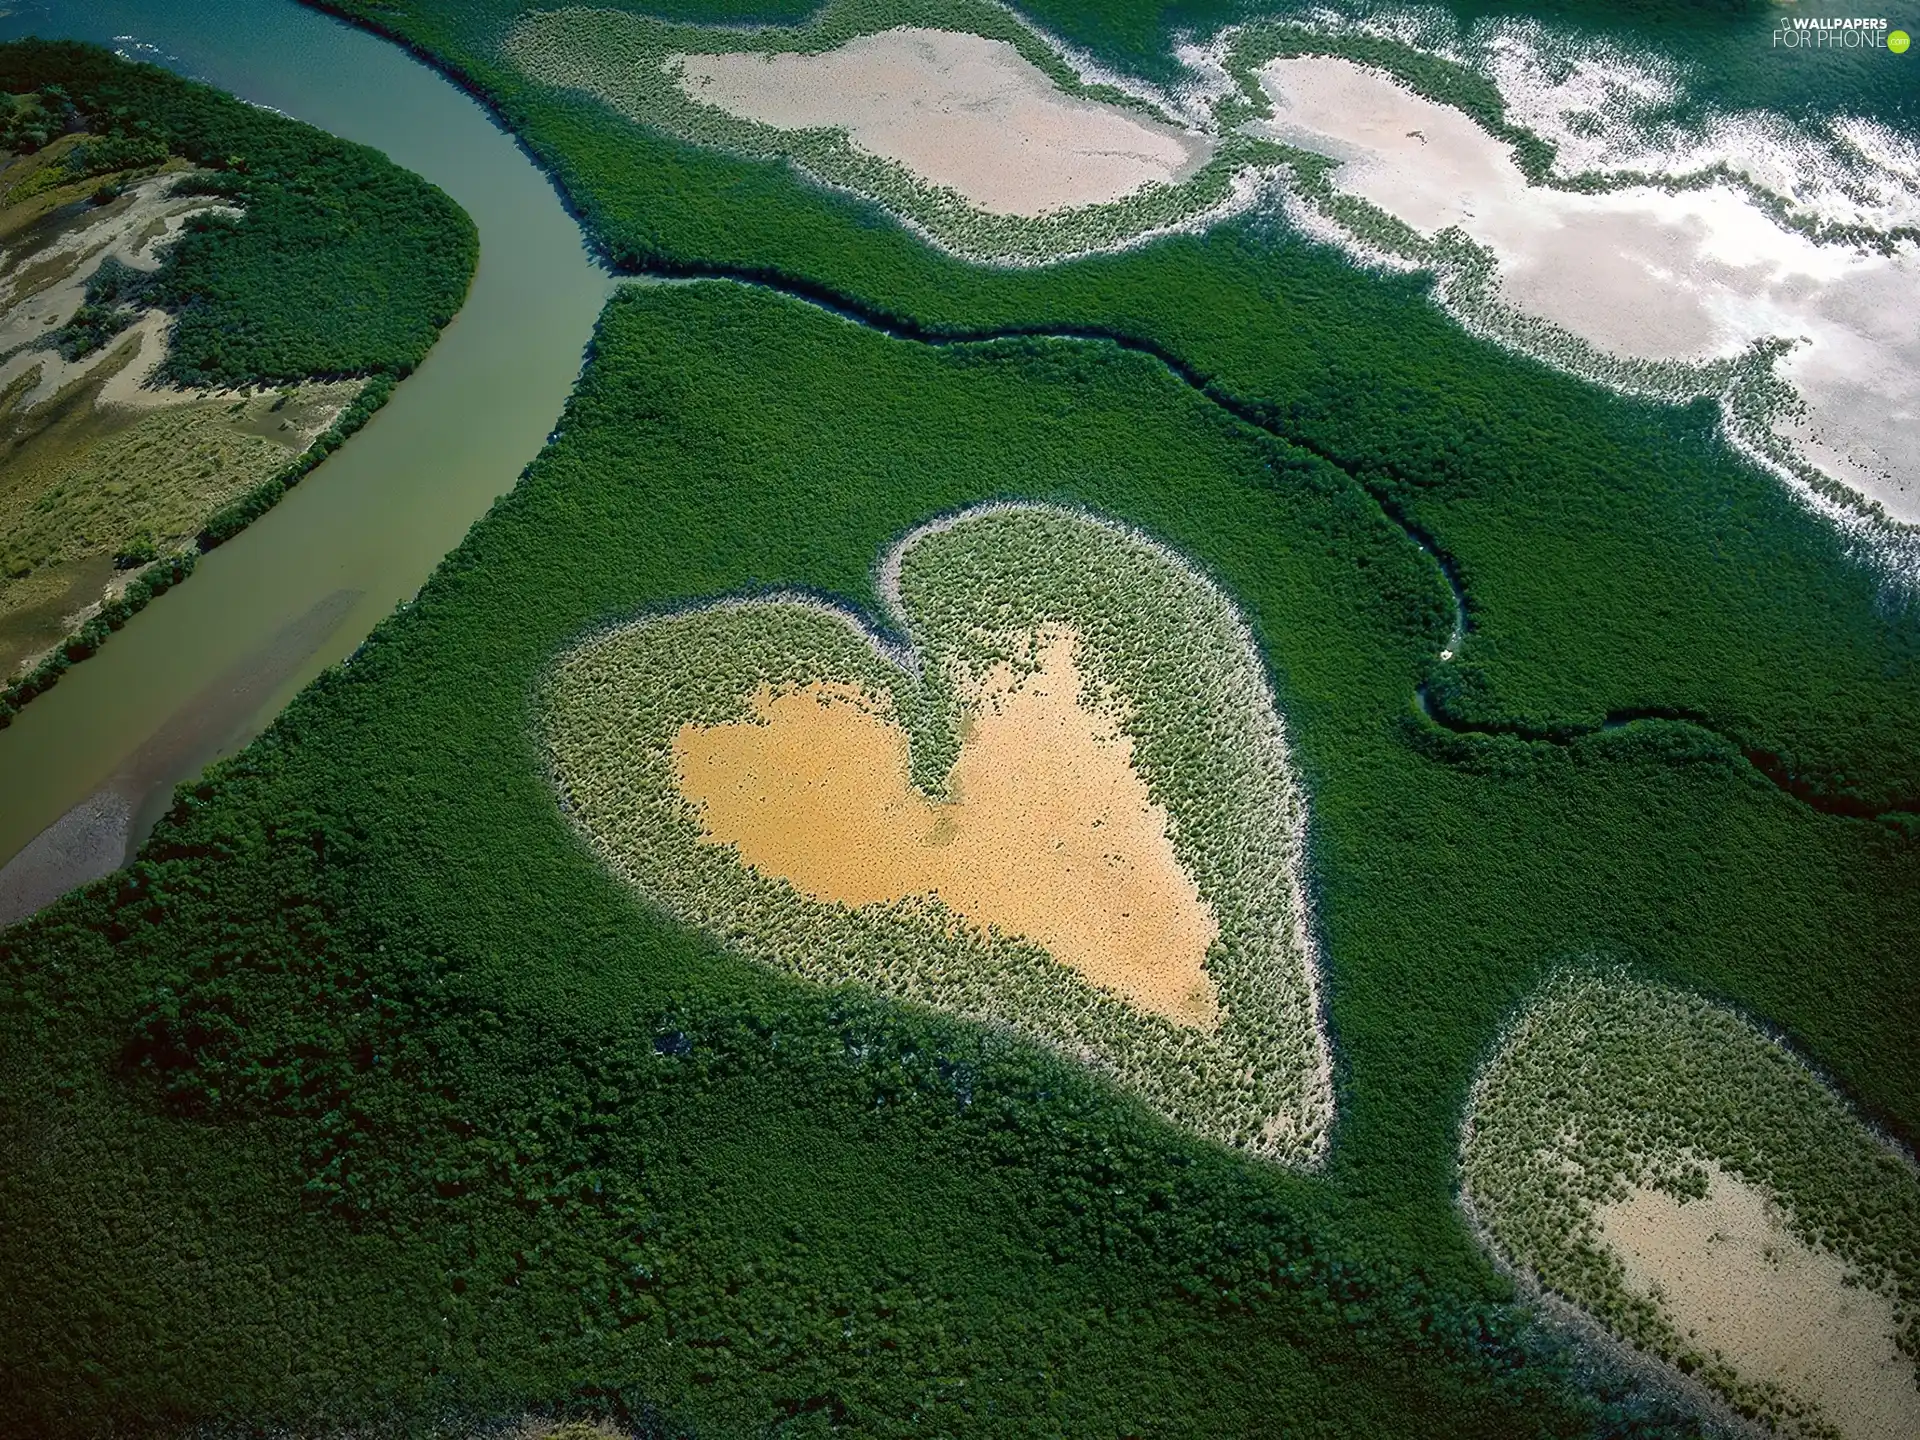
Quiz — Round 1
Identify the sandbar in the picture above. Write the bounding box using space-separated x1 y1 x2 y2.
0 789 131 927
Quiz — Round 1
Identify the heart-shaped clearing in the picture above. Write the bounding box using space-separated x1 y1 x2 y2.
543 504 1331 1160
673 632 1221 1029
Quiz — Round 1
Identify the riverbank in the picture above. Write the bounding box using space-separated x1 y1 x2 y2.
0 0 610 901
0 37 478 726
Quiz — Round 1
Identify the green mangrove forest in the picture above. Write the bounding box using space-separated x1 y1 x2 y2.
1 1 1915 1436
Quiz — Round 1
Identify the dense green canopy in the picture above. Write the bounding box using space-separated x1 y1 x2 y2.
2 5 1914 1436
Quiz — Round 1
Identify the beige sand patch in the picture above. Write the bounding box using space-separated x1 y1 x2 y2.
1597 1165 1919 1440
671 27 1209 218
672 632 1220 1028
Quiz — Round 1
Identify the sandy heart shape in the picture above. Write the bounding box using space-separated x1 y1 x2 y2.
543 504 1331 1161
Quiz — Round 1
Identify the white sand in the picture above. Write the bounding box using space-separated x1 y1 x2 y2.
672 27 1211 218
1597 1165 1920 1440
1250 55 1920 524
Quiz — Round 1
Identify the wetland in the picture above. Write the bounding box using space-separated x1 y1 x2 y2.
1 3 1915 1437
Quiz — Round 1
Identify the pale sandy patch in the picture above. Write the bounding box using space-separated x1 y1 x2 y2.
0 172 240 412
1597 1165 1920 1440
672 631 1221 1028
1249 54 1920 524
671 27 1211 218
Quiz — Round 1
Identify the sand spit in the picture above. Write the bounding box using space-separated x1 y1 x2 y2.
1249 54 1920 525
1598 1165 1919 1440
0 788 130 927
671 28 1210 218
674 634 1221 1028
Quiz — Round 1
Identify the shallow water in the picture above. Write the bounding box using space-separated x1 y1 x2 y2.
0 0 612 899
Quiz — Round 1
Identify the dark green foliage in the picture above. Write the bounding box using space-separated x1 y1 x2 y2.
0 89 56 150
82 254 152 309
5 278 1906 1436
0 39 477 388
0 282 1764 1437
40 300 133 360
40 255 152 358
59 129 170 176
112 530 159 569
37 256 147 358
1 4 1914 1434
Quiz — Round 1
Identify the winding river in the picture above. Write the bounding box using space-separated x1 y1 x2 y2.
0 0 611 918
1 0 1904 922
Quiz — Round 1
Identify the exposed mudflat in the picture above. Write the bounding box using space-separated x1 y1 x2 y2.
0 169 238 409
1250 55 1920 525
667 26 1212 217
0 787 130 927
672 631 1221 1027
1597 1165 1920 1440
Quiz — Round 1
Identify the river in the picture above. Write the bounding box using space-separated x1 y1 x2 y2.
0 0 611 919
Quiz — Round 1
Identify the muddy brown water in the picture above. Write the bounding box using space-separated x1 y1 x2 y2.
0 0 612 916
0 587 359 924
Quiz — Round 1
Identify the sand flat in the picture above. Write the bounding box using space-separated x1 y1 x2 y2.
1597 1165 1920 1440
1250 55 1920 524
672 632 1221 1027
671 27 1210 218
0 172 240 411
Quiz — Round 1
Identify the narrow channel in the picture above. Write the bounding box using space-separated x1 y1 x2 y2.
0 0 612 911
